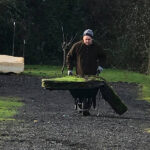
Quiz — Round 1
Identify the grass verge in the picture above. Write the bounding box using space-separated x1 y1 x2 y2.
24 65 67 77
100 69 150 102
24 65 150 102
0 96 23 121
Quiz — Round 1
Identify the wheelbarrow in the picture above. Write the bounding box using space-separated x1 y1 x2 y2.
42 76 127 116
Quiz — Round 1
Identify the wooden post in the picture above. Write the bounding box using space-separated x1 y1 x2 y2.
12 21 16 56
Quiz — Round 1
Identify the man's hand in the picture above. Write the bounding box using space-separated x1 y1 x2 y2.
97 66 103 74
68 70 73 76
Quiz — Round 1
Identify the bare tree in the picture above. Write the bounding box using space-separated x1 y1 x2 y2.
61 26 77 74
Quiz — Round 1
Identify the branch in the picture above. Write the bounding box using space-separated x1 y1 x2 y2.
61 28 77 74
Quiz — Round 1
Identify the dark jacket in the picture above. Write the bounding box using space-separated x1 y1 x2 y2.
66 40 106 76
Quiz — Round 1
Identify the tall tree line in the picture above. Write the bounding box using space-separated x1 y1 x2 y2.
0 0 150 73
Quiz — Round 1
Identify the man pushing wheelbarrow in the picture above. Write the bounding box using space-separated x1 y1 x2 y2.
66 29 106 116
66 29 127 116
42 29 127 116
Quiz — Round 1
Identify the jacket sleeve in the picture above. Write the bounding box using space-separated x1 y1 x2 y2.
66 43 76 70
97 44 106 67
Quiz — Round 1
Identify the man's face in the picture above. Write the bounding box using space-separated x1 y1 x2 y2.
83 35 93 46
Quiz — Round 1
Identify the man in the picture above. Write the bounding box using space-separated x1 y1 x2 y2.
66 29 105 76
66 29 106 116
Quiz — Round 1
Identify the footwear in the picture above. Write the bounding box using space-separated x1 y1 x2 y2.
78 103 82 109
83 110 90 116
77 103 82 113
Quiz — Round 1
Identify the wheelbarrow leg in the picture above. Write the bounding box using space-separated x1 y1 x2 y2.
92 96 96 109
82 98 92 116
74 98 82 113
74 98 78 110
77 98 83 113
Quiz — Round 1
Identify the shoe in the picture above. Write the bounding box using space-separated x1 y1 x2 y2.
83 110 90 116
78 103 82 109
77 103 83 113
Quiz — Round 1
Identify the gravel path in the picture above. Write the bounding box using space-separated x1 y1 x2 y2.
0 74 150 150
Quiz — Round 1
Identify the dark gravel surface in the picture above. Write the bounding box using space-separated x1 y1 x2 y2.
0 74 150 150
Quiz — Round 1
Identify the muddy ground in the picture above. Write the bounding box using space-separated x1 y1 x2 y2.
0 74 150 150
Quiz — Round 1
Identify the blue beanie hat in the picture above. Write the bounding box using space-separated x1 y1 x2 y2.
83 29 93 38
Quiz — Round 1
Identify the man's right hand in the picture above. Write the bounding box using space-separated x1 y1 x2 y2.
97 66 103 75
68 70 73 76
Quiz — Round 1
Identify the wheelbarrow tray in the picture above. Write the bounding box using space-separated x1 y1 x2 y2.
42 76 104 90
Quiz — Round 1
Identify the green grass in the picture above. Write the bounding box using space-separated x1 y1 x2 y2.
42 76 86 82
100 69 150 101
24 65 67 77
145 128 150 133
24 65 150 102
0 97 23 121
42 76 103 82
